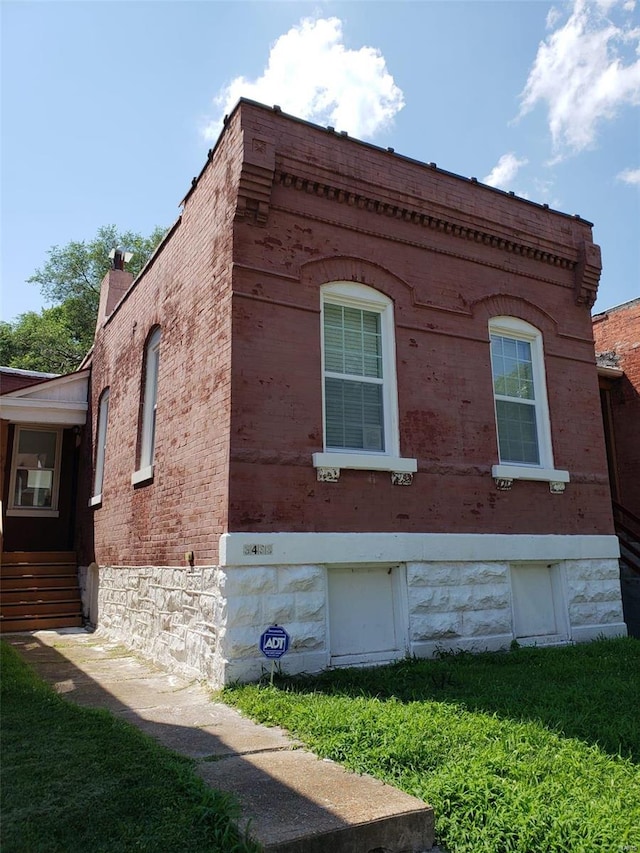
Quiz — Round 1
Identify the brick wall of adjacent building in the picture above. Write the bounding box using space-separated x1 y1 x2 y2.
593 298 640 515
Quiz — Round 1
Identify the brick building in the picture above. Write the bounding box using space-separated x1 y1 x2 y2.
1 100 626 681
593 297 640 636
593 298 640 515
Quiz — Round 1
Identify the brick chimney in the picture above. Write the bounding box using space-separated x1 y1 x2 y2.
95 249 134 332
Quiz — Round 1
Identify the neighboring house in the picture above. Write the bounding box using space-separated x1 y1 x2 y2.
592 297 640 636
0 100 626 682
0 368 88 630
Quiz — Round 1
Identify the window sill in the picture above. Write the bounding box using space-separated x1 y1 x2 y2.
312 452 417 473
492 464 570 483
6 508 60 518
131 465 154 486
89 494 102 508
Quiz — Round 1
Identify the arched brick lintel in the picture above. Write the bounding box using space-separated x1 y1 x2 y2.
470 293 560 339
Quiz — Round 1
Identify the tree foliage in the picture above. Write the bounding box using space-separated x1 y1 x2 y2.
3 225 166 375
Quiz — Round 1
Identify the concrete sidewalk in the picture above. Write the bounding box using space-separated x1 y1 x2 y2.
6 629 436 853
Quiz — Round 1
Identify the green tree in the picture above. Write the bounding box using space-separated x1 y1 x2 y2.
3 225 166 374
0 305 87 374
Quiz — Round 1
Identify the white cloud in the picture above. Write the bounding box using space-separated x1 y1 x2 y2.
483 152 529 188
617 166 640 183
519 0 640 157
203 17 404 141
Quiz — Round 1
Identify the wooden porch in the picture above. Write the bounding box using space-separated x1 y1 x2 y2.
0 551 83 633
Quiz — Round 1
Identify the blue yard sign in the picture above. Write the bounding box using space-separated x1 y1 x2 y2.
259 625 290 660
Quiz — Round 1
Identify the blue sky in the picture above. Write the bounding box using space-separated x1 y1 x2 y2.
2 0 638 323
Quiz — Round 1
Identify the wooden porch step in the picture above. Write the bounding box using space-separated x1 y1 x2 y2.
0 551 83 633
2 564 77 578
1 551 76 565
0 615 84 633
1 588 82 605
2 576 81 591
1 600 83 618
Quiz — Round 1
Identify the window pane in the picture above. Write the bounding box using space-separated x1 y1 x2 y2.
140 330 160 467
323 303 382 379
17 429 57 469
13 429 58 508
495 400 540 464
491 335 534 400
325 378 384 451
93 393 110 497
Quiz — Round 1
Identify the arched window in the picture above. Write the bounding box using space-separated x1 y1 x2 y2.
132 327 161 485
312 282 416 477
489 316 568 485
90 388 110 505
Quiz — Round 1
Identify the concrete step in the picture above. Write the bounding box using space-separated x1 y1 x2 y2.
199 750 433 852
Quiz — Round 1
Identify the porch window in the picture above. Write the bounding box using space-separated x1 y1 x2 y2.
8 426 62 516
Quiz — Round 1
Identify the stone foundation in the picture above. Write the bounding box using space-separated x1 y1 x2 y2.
80 540 626 687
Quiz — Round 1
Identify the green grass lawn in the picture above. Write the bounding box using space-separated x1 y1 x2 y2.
224 637 640 853
0 642 260 853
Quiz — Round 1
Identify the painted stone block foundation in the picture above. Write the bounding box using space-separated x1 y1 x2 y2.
80 536 626 687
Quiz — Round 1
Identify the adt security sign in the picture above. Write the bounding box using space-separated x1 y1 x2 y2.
260 625 290 660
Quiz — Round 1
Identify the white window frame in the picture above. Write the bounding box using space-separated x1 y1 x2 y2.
489 316 568 484
90 389 110 506
7 425 63 518
132 327 160 485
313 282 416 474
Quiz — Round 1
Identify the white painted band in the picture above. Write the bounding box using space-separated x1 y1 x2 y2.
219 532 620 567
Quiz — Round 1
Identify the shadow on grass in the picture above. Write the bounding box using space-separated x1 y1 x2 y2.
267 636 640 763
2 630 384 853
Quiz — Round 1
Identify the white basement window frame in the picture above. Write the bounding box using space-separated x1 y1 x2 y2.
89 388 110 506
132 327 161 486
489 316 569 484
7 425 63 518
312 282 416 475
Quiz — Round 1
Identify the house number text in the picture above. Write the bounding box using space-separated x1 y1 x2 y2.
243 544 273 555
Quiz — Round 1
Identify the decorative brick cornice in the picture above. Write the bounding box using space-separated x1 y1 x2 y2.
275 169 577 273
574 240 602 309
235 137 276 224
235 162 274 224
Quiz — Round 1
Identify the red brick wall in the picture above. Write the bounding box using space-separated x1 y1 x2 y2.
0 370 57 393
77 112 245 567
593 298 640 516
227 104 612 536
